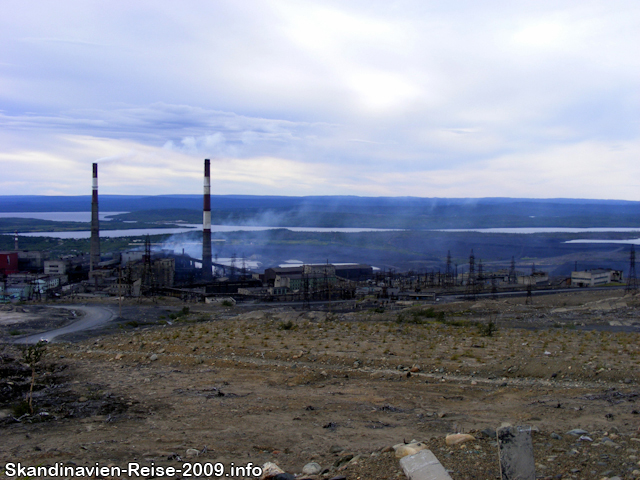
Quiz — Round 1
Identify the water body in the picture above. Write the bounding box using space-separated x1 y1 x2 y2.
9 224 401 238
5 212 640 237
433 227 640 234
0 212 126 222
566 239 640 245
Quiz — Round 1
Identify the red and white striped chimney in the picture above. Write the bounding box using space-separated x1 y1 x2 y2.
202 159 213 281
90 163 100 272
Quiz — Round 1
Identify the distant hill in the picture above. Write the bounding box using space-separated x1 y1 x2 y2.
1 195 640 229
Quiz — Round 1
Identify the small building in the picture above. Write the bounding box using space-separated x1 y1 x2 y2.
517 272 549 286
0 252 19 275
263 266 304 286
44 260 68 275
571 269 623 287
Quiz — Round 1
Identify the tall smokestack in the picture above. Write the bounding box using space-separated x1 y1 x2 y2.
90 163 100 272
202 159 213 281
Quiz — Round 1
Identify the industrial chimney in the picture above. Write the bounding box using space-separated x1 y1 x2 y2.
202 159 213 281
90 163 100 273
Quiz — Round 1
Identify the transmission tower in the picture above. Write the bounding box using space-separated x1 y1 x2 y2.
445 250 453 287
241 253 247 279
508 256 517 284
302 266 310 309
626 245 638 293
323 262 329 300
465 249 477 300
230 253 237 281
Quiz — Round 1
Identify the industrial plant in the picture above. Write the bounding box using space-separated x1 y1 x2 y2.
1 160 636 306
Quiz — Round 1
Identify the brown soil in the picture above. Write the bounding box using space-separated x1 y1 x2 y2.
2 290 640 479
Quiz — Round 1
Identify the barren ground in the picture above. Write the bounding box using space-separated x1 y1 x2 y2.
2 290 640 479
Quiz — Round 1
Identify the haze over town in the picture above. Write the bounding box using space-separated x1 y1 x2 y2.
1 1 639 199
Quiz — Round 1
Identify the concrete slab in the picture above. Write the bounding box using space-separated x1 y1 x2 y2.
497 425 536 480
399 449 453 480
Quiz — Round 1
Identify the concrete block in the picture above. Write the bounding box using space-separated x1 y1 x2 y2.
497 425 536 480
399 449 453 480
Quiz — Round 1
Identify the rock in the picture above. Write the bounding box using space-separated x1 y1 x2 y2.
302 462 321 475
273 474 295 480
601 437 619 447
149 354 158 361
480 428 496 439
330 445 344 453
445 434 475 446
394 442 428 459
410 365 421 373
260 462 284 480
550 433 562 440
185 448 199 458
333 454 354 468
566 429 589 436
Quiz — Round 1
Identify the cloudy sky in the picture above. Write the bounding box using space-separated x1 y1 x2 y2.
1 1 638 199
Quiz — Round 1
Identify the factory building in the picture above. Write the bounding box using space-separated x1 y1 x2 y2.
17 251 48 272
334 264 374 280
571 269 623 287
4 273 67 299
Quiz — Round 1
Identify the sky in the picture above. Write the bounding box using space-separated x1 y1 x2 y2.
1 1 639 199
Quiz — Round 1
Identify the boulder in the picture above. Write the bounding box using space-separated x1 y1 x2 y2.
445 434 475 446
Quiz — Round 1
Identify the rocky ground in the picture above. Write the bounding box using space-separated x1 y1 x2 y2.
1 290 640 479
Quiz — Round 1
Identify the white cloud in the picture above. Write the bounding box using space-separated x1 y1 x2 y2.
0 1 638 198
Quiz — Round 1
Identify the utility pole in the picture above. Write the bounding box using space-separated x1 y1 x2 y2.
626 245 638 293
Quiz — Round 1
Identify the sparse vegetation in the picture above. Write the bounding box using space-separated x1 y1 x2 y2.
477 319 498 337
21 340 47 414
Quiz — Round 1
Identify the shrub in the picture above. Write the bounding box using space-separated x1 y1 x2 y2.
396 308 445 324
478 320 498 337
278 320 296 331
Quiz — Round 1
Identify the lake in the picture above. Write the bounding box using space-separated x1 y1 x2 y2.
0 212 126 222
4 212 640 238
